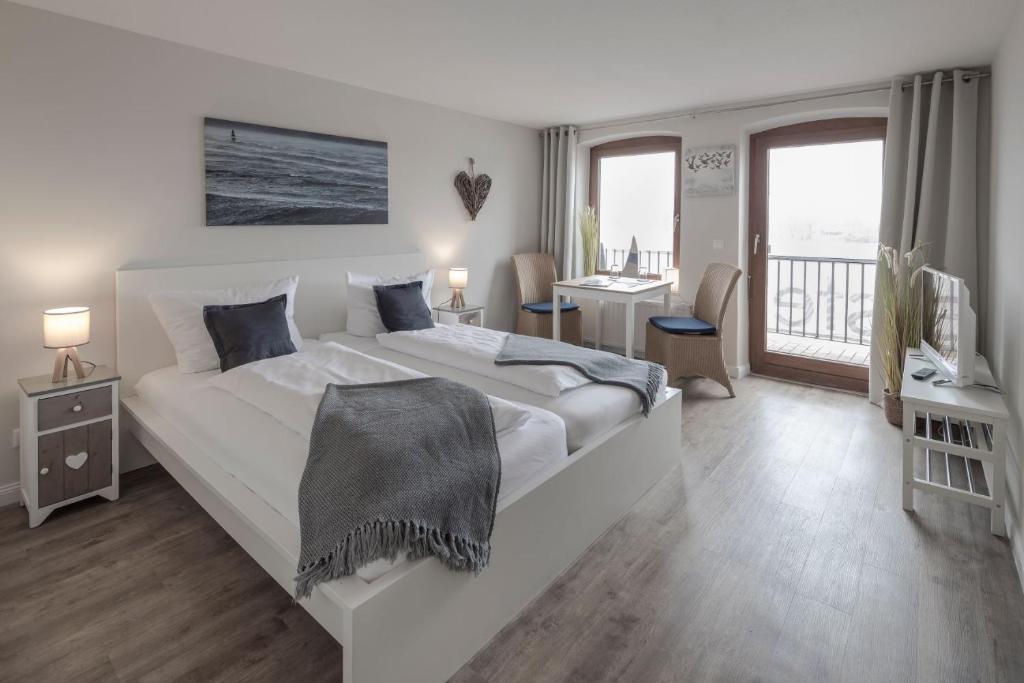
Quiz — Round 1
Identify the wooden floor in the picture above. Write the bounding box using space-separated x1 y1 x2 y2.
2 376 1023 682
767 331 871 366
0 467 343 681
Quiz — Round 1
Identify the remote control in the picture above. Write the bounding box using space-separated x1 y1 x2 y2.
911 367 937 380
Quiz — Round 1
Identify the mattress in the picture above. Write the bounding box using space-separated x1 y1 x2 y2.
320 331 662 452
135 360 566 581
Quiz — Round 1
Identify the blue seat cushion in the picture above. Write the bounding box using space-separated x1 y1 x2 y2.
649 316 716 335
522 301 581 314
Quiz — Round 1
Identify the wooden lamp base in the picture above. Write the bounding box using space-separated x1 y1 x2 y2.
451 288 466 309
52 346 86 383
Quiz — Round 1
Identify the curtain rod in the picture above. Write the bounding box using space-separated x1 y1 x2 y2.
570 71 991 133
901 71 990 88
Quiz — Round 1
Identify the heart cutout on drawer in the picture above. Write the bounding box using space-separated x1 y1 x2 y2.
65 451 88 470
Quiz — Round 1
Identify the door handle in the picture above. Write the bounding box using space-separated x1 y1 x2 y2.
753 233 761 255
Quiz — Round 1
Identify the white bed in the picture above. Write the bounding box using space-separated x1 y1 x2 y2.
135 353 566 581
116 253 682 683
320 329 664 452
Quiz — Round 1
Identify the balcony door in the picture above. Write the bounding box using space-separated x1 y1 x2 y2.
748 118 886 392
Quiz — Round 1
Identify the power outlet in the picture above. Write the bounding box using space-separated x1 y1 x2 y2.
11 428 19 450
712 239 725 251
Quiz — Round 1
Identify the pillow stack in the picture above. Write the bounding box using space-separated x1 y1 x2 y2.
149 276 302 373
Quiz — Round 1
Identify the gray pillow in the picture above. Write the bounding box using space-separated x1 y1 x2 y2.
373 281 435 332
203 294 297 371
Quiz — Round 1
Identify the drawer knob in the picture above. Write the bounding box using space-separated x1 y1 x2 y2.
39 467 49 476
72 404 83 413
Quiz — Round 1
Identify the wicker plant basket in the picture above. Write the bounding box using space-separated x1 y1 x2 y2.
883 390 903 427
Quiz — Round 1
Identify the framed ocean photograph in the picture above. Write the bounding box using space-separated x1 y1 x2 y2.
204 118 388 226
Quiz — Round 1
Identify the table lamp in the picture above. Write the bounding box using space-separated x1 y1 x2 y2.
664 267 680 294
44 307 90 382
448 267 468 309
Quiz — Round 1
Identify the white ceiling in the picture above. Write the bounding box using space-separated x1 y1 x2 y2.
13 0 1017 128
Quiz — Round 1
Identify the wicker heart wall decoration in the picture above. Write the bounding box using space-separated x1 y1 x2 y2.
454 157 492 220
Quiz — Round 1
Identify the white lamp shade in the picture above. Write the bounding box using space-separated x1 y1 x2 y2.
448 267 468 289
664 267 680 294
43 307 90 349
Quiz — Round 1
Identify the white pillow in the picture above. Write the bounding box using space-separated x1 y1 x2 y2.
149 276 303 373
346 270 434 337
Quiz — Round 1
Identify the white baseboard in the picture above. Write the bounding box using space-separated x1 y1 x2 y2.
0 481 21 508
730 364 751 379
1008 507 1023 595
1004 439 1024 595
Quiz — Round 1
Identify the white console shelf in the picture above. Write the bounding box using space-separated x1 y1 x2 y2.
901 349 1009 536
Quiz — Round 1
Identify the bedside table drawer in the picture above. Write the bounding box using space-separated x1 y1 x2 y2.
38 385 112 431
37 421 113 507
459 309 483 327
434 306 484 327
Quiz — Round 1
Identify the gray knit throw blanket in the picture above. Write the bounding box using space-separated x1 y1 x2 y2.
294 377 501 599
495 333 664 416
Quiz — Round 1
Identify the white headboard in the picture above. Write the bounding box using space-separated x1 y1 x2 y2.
115 252 428 393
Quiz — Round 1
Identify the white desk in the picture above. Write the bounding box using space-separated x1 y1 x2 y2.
552 277 673 359
900 349 1010 535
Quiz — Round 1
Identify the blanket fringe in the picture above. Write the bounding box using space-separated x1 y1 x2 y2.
643 362 664 416
294 518 492 599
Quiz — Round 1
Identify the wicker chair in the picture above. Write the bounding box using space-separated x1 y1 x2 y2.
511 253 582 345
646 263 742 397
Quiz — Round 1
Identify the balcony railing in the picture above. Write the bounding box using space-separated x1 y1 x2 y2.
768 255 875 346
599 246 674 275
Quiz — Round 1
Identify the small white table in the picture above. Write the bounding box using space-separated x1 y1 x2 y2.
552 277 673 359
900 349 1010 536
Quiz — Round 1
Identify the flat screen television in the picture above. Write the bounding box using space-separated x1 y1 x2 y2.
920 266 976 387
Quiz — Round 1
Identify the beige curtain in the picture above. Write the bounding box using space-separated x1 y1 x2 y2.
540 125 578 279
869 70 982 404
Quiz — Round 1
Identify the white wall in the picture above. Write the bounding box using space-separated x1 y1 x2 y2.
575 91 890 373
0 2 541 495
988 2 1024 574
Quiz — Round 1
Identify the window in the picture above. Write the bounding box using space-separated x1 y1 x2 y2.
589 136 681 276
768 140 883 262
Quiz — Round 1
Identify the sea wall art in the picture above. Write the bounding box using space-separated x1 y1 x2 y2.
204 117 388 226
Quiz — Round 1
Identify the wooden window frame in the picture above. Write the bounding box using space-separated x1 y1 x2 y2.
748 117 887 393
589 136 681 278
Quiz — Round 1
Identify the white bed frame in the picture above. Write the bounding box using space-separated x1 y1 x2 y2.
116 253 682 683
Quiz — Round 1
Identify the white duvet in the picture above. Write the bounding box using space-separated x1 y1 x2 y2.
376 324 591 398
207 341 531 438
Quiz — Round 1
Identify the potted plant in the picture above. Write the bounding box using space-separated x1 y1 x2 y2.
579 206 600 277
876 243 927 426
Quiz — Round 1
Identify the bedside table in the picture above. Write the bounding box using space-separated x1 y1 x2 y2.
434 304 485 327
18 366 120 527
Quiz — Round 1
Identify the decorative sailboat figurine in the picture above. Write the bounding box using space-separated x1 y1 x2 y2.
230 129 237 142
622 236 640 278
